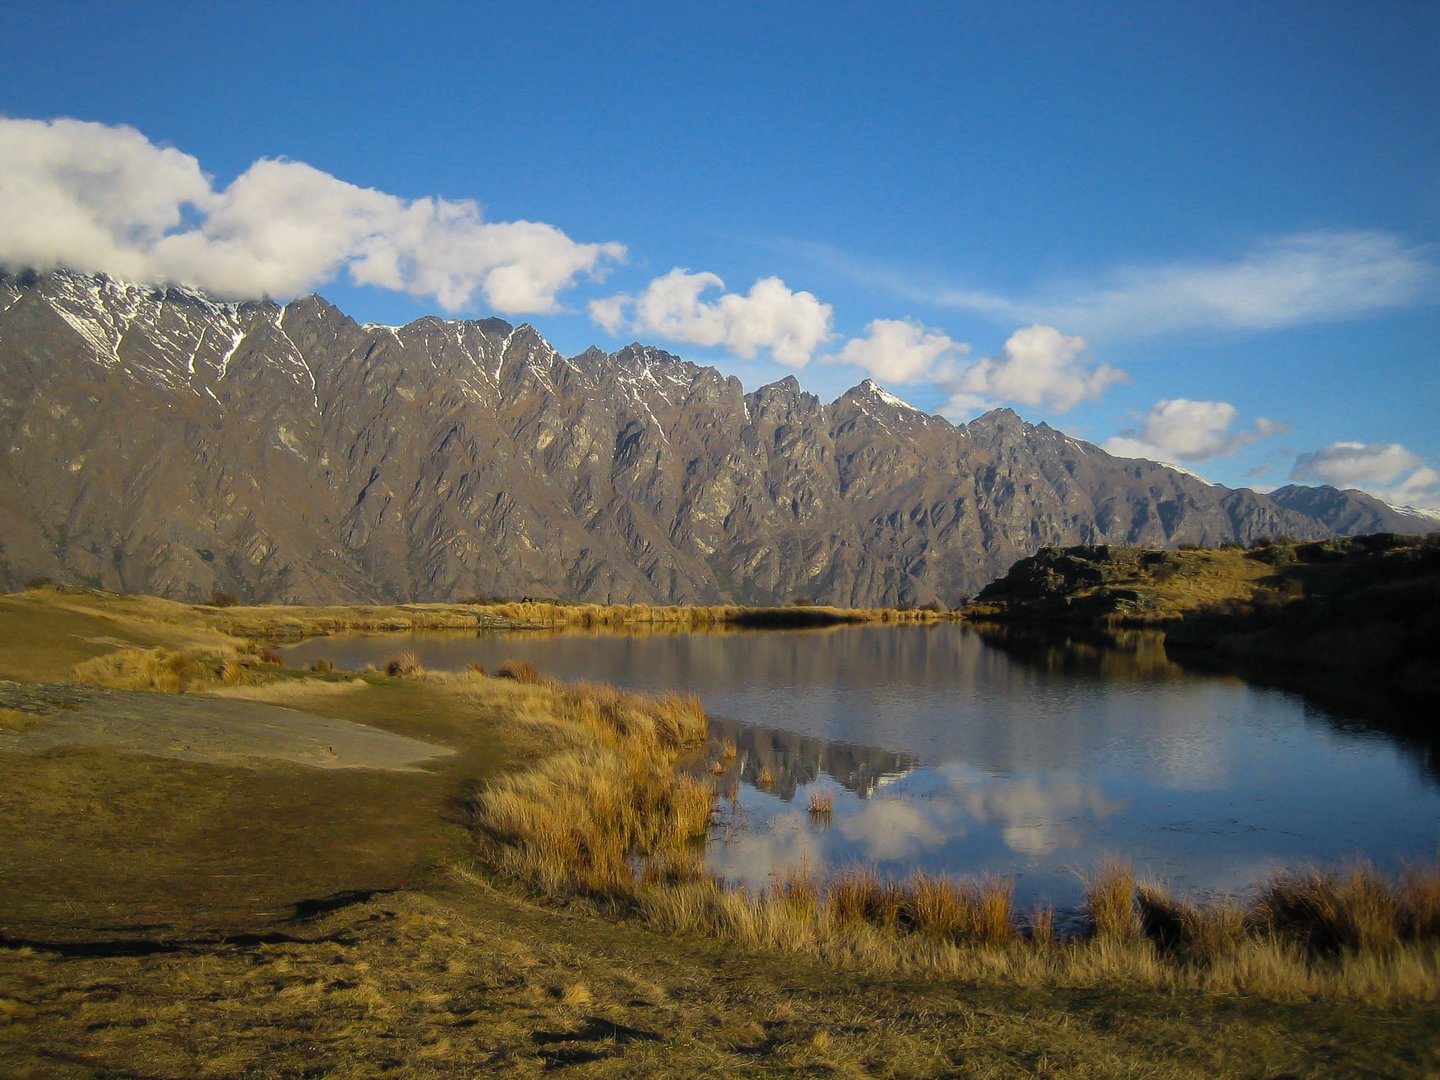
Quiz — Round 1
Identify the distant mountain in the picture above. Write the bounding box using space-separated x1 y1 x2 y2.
1265 484 1439 535
0 269 1433 605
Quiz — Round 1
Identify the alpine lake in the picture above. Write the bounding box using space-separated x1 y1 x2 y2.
281 622 1440 917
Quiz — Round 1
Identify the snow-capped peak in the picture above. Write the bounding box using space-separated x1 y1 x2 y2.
1383 500 1440 524
859 379 920 412
1158 461 1218 487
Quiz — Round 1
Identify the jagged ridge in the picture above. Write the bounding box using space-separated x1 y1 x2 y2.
0 269 1431 605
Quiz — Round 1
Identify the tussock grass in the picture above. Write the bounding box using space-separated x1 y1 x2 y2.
493 658 541 684
383 650 424 677
470 674 710 895
806 789 834 817
1027 905 1056 947
162 596 949 642
469 668 1440 1002
1255 862 1440 955
484 601 946 631
72 646 236 693
1087 862 1143 942
1137 881 1247 967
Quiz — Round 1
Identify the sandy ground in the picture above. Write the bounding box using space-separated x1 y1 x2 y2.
0 680 453 772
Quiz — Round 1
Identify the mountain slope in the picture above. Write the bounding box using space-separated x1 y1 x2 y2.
0 270 1432 605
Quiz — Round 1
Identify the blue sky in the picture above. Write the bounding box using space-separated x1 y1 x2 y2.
2 1 1437 505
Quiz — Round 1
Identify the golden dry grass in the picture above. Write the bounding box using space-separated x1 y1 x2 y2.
71 645 237 693
494 658 542 684
471 669 1440 1003
383 649 424 677
5 590 1439 1074
1087 861 1143 942
11 881 1433 1079
469 675 710 895
208 676 370 703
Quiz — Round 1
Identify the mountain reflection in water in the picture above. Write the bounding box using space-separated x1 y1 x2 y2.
705 714 919 801
282 622 1440 912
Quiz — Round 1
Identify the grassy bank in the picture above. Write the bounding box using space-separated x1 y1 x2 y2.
11 583 1436 1006
469 666 1440 1004
963 534 1440 704
5 588 1440 1074
5 583 944 650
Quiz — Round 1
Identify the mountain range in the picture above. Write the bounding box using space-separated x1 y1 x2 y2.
0 269 1432 606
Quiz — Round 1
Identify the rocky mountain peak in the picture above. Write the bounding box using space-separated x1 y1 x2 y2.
0 268 1432 606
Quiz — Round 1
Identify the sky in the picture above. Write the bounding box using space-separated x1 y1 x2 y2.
2 0 1437 507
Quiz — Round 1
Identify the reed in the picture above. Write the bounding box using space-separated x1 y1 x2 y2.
807 790 834 817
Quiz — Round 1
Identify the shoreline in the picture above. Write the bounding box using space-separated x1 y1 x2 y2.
4 585 1439 1074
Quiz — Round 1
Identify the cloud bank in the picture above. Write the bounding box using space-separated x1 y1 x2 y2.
1291 442 1440 508
591 269 833 367
0 117 624 314
1104 399 1288 463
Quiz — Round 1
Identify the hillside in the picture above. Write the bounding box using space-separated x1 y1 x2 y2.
2 269 1433 606
966 534 1440 702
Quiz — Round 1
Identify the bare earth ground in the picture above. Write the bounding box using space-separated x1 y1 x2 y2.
2 590 1439 1077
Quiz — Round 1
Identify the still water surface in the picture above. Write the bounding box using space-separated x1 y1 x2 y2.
283 624 1439 911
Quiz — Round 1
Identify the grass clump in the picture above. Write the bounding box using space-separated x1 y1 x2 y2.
72 646 230 693
383 650 423 678
899 871 1014 945
1087 862 1143 942
1255 863 1440 955
470 671 711 896
493 658 541 684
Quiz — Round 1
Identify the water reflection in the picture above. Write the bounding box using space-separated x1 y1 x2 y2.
282 623 1440 911
706 714 918 800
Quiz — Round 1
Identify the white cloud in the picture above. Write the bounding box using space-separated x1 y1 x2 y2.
0 117 214 281
0 117 624 314
586 294 628 335
594 268 833 367
1103 399 1288 463
937 767 1124 857
836 797 951 862
943 324 1125 416
819 232 1435 340
1291 442 1440 508
823 317 968 384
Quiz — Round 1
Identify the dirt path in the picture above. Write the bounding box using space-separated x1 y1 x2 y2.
0 681 453 772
